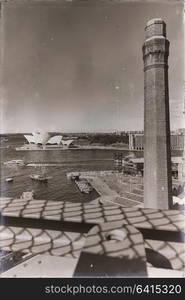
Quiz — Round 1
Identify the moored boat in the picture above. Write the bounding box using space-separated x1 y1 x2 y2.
3 159 25 166
74 178 93 194
29 165 52 182
20 191 35 199
29 174 52 182
5 177 14 182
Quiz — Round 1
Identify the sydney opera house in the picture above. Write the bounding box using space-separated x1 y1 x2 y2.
24 132 73 147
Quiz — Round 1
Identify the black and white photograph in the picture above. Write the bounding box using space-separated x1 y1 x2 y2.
0 0 184 289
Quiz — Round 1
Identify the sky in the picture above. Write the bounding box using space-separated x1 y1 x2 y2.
1 0 184 133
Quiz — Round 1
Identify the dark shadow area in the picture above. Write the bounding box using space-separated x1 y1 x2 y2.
139 228 185 243
145 248 172 269
1 215 93 233
73 252 147 277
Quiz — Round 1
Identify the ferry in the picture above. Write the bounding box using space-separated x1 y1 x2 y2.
0 137 8 142
5 177 14 183
20 191 35 200
29 165 52 182
29 174 52 182
74 178 93 194
3 159 25 166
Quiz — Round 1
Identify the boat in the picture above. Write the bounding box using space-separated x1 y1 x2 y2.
0 137 8 142
29 166 52 182
3 159 25 166
74 178 93 194
5 177 14 182
29 174 52 182
20 191 35 200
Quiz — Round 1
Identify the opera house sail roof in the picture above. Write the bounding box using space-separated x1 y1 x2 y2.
47 135 63 145
24 132 73 146
24 132 50 145
61 139 73 146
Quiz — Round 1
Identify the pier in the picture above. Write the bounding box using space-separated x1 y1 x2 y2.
26 161 113 167
67 171 144 207
15 145 130 151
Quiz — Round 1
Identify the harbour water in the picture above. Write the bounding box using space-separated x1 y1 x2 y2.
1 135 181 203
0 135 131 202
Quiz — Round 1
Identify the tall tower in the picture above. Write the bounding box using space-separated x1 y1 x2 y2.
142 19 173 209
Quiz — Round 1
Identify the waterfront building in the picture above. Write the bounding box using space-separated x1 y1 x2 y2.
24 132 50 145
128 132 184 151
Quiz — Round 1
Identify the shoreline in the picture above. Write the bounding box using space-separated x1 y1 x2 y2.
15 145 143 152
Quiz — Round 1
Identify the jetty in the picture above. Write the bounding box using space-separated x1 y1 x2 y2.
67 171 143 207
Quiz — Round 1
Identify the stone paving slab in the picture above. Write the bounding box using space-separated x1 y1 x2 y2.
0 225 86 258
74 223 147 277
0 198 184 233
1 255 78 278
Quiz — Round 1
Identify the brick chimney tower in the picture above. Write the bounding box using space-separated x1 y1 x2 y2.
142 19 173 209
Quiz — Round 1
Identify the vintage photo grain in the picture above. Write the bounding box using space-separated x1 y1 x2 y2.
0 0 184 280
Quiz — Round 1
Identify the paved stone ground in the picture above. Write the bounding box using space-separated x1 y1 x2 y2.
0 197 184 271
86 174 143 207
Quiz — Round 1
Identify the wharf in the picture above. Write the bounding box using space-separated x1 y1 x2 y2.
67 171 143 207
131 157 183 164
